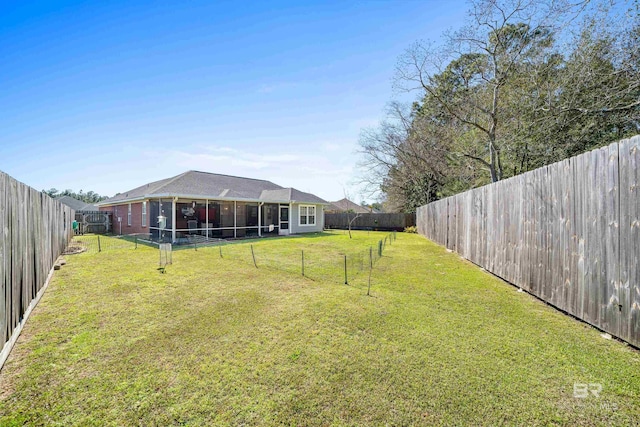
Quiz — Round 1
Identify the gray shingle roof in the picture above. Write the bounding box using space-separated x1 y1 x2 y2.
56 195 99 211
260 188 328 204
327 198 371 213
99 170 328 205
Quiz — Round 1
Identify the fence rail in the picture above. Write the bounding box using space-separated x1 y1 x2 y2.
1 172 73 368
325 213 415 231
417 135 640 348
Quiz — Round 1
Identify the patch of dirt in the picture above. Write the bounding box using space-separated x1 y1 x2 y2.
63 243 87 255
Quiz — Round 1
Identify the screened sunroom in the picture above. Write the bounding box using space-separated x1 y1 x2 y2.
148 198 286 243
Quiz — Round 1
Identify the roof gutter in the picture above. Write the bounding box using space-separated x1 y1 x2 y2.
97 192 330 207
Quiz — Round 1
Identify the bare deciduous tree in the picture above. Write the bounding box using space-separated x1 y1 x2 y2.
358 0 639 209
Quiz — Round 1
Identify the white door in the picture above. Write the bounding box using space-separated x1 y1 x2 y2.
279 205 289 235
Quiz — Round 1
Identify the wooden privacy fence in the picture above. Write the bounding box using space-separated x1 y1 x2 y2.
417 135 640 348
1 171 73 368
325 213 416 231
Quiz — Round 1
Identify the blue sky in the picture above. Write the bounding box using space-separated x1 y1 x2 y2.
0 0 467 202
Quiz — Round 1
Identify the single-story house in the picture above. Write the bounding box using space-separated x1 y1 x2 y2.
326 198 376 214
96 170 328 242
56 195 99 212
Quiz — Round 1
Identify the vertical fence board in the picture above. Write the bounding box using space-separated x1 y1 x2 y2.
626 137 640 343
604 144 620 336
0 173 6 345
618 138 630 342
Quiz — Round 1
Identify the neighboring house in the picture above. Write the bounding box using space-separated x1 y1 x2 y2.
96 170 328 242
56 195 99 212
326 198 374 214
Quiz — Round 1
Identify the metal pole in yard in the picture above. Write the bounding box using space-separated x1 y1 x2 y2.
367 247 373 296
301 250 305 276
251 244 257 268
98 235 101 252
194 240 197 251
135 236 138 250
344 255 348 285
219 245 223 258
378 240 382 257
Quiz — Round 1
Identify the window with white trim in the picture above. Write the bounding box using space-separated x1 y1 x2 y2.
141 201 147 227
127 203 132 226
299 205 316 226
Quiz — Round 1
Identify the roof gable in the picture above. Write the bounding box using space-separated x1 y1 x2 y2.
56 195 99 211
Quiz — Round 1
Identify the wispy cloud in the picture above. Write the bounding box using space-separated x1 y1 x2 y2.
256 81 302 95
321 142 342 152
257 85 276 94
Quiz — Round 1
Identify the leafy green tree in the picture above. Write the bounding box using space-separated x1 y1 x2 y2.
42 188 108 203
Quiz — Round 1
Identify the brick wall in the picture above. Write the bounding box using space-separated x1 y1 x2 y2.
100 202 149 235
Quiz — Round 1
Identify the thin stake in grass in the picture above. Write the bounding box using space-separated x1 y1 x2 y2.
251 244 257 268
344 255 348 285
301 250 305 277
367 246 373 296
219 245 222 258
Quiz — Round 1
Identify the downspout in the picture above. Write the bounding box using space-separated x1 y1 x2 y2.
206 199 209 240
116 206 121 235
172 197 177 243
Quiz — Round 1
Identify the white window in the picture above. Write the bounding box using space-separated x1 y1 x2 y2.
299 205 316 226
127 203 132 226
141 202 147 227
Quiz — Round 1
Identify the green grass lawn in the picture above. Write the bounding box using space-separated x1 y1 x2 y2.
0 231 638 426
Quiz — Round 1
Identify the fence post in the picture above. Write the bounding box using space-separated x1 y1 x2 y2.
367 246 373 296
251 244 257 268
301 250 305 276
344 255 348 285
98 235 101 252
